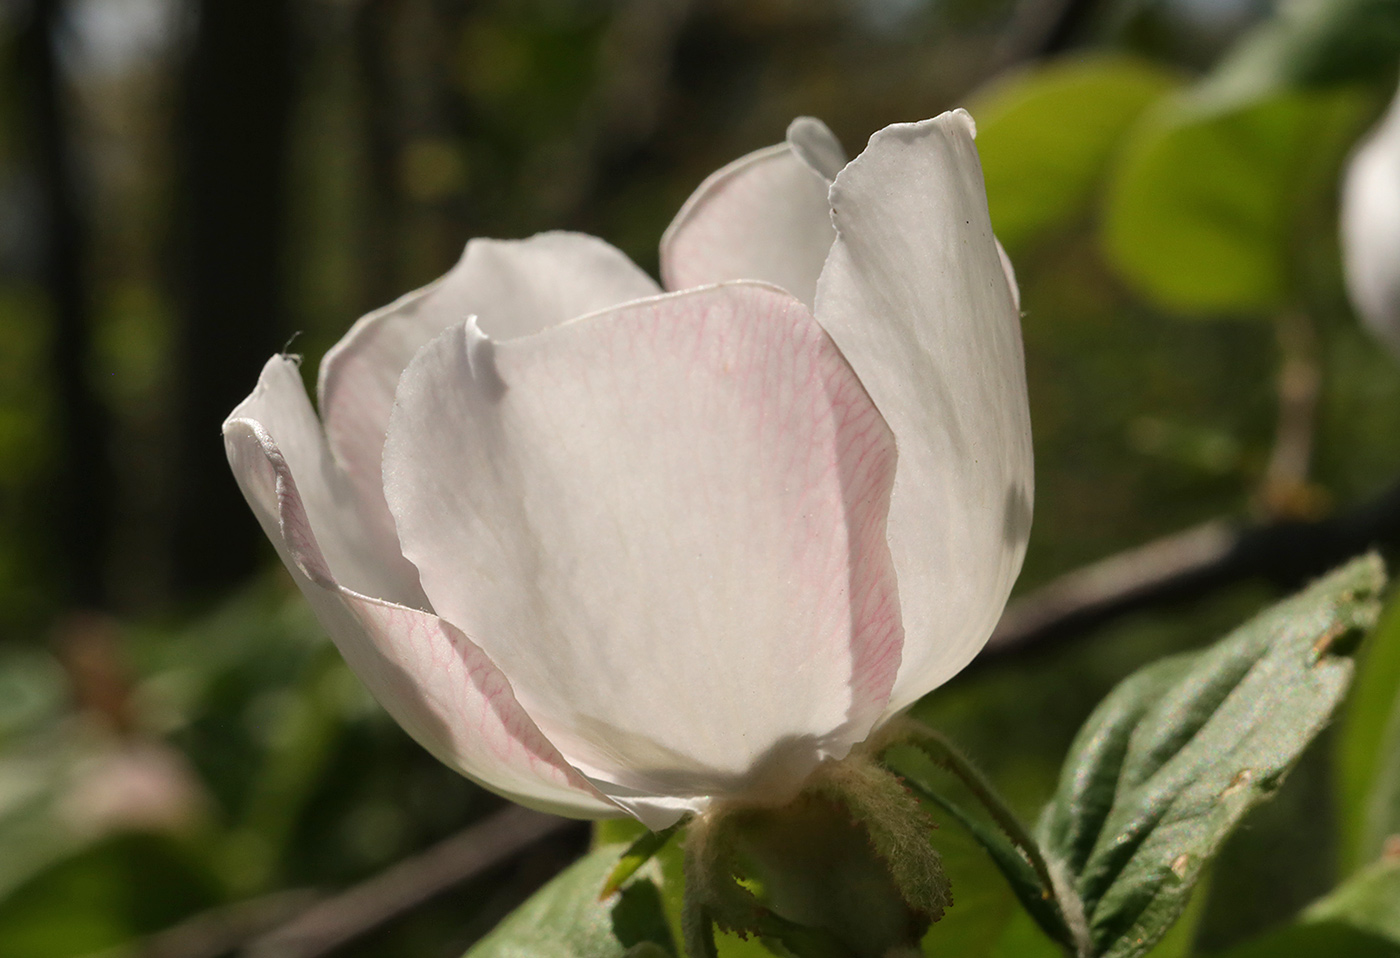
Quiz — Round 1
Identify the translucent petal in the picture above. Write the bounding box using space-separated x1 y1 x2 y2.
317 233 661 578
224 377 618 818
383 283 902 811
228 356 424 606
659 120 844 307
813 112 1034 717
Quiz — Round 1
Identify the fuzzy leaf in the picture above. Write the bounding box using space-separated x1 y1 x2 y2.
1037 556 1385 958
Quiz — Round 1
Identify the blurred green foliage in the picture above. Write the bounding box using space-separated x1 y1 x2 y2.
2 0 1400 955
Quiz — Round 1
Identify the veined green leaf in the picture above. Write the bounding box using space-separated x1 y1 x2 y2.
1037 556 1384 958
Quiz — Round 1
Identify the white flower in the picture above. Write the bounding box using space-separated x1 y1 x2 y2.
223 112 1032 829
1342 82 1400 356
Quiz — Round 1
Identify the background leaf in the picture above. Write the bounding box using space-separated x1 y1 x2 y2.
971 55 1181 253
0 833 220 958
1037 556 1384 958
1101 88 1367 315
1215 857 1400 957
1201 0 1400 108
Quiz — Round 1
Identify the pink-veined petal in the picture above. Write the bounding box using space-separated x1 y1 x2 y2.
223 402 618 819
228 356 424 606
316 232 661 583
383 283 902 822
813 111 1034 718
659 119 844 307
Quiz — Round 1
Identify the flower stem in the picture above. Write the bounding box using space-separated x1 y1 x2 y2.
1260 308 1323 519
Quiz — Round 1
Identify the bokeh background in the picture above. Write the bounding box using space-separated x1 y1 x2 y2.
2 0 1400 956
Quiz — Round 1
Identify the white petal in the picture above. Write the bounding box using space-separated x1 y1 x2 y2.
223 408 618 819
814 111 1034 718
383 283 903 813
316 232 661 583
227 356 425 607
1342 84 1400 357
659 119 844 307
996 238 1022 313
787 116 848 181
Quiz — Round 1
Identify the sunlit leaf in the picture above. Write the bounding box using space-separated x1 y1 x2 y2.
1037 556 1384 958
601 824 683 900
1102 87 1367 315
971 54 1181 253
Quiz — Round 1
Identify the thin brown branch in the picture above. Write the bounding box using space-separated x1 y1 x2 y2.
984 474 1400 656
241 805 579 958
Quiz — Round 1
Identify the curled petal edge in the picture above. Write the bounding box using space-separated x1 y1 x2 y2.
223 414 622 820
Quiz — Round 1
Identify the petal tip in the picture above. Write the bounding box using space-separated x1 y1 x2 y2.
950 107 976 139
786 115 847 182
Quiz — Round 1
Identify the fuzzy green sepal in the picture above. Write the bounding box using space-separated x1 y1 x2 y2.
681 754 950 958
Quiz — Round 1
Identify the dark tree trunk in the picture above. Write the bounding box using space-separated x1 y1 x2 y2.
19 0 113 609
171 0 295 596
354 0 404 314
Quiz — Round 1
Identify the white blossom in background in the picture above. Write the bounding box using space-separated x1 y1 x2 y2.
1342 81 1400 357
223 111 1033 830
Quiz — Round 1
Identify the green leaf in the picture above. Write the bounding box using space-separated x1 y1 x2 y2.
466 842 675 958
1037 555 1385 958
1338 590 1400 872
1305 857 1400 942
1216 922 1400 958
1201 0 1400 109
601 824 683 900
970 54 1181 252
0 832 220 958
1101 87 1367 314
1215 857 1400 957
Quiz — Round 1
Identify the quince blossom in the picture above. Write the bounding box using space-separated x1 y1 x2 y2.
223 111 1033 830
